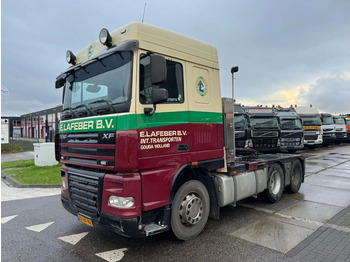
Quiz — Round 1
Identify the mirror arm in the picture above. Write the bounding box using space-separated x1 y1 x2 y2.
144 104 156 116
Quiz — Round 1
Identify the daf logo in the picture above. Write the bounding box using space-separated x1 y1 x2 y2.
102 133 115 139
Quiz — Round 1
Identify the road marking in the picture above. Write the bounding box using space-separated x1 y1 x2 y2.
58 232 89 245
1 215 18 224
26 221 55 232
95 248 128 262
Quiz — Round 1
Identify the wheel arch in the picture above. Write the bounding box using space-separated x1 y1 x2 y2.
169 164 220 220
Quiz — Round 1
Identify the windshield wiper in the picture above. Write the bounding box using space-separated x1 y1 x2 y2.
72 104 93 116
62 107 76 119
89 99 116 113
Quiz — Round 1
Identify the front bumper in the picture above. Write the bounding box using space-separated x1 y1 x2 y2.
61 194 144 238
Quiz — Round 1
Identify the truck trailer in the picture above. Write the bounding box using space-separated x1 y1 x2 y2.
55 22 305 240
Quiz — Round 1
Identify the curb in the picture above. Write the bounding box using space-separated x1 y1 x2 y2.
1 171 61 188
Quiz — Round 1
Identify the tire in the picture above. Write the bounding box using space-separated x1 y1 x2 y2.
171 180 210 240
260 164 284 203
287 160 303 193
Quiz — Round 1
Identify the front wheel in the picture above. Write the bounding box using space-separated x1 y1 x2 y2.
171 180 210 240
259 164 284 203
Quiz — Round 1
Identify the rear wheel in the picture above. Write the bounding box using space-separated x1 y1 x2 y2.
287 160 303 193
260 164 284 203
171 180 210 240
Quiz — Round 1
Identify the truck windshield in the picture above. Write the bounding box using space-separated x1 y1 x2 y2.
322 116 333 125
235 114 248 129
250 117 279 129
62 51 132 120
280 119 302 130
334 118 345 125
301 116 322 126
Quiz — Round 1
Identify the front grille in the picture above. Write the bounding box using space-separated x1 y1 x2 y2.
60 132 115 170
252 138 278 148
251 130 279 138
304 135 318 141
281 131 303 138
68 169 103 217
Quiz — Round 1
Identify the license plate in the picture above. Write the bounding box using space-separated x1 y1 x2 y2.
78 214 93 227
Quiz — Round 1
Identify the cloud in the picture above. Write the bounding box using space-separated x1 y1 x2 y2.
300 70 350 114
238 70 350 114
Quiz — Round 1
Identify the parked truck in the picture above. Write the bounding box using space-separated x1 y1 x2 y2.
234 104 251 149
295 106 323 148
55 22 305 240
333 115 347 144
346 115 350 142
243 106 281 152
320 113 336 147
273 107 304 152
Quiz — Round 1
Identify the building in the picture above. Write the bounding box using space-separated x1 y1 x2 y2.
20 105 62 142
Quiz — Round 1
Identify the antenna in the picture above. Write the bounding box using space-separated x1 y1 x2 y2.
142 3 147 23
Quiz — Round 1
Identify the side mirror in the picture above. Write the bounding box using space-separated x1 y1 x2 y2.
144 87 169 116
152 88 168 104
150 54 167 85
55 76 65 89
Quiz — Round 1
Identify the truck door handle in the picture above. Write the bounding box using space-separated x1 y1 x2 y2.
177 144 189 152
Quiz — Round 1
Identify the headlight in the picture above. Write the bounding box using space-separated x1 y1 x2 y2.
99 28 112 47
66 50 76 65
108 196 135 208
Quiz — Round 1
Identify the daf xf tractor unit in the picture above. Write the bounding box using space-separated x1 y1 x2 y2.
274 107 304 152
295 106 323 148
55 22 305 240
320 113 336 147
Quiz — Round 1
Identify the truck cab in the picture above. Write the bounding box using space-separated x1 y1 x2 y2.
55 22 305 240
295 106 323 148
333 115 347 144
244 107 281 152
346 116 350 142
320 113 336 147
274 107 304 152
234 104 251 148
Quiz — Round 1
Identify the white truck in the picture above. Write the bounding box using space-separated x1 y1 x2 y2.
320 113 336 147
295 106 323 148
333 115 347 144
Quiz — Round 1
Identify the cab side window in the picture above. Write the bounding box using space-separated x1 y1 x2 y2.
140 55 184 104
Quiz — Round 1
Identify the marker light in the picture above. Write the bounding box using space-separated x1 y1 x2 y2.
108 196 135 208
99 28 112 47
66 50 76 65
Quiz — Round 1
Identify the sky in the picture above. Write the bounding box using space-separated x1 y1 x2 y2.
1 0 350 116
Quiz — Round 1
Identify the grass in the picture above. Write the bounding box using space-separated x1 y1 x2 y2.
1 140 35 153
2 160 62 185
1 159 35 169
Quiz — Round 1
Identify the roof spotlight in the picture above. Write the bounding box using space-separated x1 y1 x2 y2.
99 28 112 47
66 50 76 65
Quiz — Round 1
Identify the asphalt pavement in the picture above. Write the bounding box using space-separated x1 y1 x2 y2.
1 146 350 261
